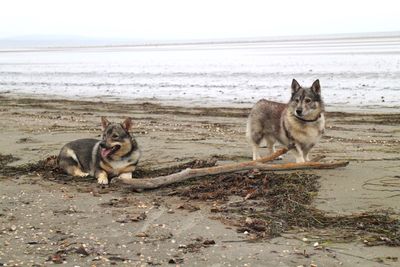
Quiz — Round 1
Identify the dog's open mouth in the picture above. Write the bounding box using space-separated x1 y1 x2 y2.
100 145 121 158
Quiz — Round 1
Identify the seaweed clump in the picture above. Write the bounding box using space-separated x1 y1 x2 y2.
0 153 20 169
1 154 399 246
176 170 400 246
0 154 60 178
0 154 217 182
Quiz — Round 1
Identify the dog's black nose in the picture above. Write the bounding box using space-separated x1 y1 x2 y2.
99 141 106 148
296 109 303 116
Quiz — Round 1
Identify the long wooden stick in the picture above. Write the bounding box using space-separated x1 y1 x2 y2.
253 161 349 171
116 148 349 189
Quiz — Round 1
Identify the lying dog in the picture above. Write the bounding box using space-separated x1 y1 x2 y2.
246 79 325 162
58 117 141 184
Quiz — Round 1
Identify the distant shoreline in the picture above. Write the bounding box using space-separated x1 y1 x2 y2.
1 31 399 50
2 92 399 114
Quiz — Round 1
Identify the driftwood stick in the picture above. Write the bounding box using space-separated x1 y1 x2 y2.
117 148 349 189
117 148 289 189
253 161 349 171
251 147 289 163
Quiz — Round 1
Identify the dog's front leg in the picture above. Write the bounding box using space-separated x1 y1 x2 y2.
302 144 315 162
96 170 109 185
303 148 311 162
293 143 305 163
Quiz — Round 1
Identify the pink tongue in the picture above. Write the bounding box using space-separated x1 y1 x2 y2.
101 148 112 158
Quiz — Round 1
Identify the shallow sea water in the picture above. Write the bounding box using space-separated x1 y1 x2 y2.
1 36 399 110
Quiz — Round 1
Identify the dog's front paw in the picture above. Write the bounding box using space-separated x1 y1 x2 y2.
97 177 109 185
119 172 133 180
97 173 109 185
72 168 90 177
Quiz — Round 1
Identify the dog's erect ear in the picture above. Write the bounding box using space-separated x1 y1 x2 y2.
101 116 110 130
121 117 133 131
311 79 321 95
291 79 301 93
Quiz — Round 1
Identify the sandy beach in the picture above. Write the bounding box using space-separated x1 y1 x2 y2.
0 95 399 266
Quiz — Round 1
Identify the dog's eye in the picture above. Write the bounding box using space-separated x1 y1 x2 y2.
295 98 300 103
112 134 119 138
305 98 311 104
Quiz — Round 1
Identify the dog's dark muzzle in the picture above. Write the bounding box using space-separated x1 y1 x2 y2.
99 141 107 148
296 108 303 116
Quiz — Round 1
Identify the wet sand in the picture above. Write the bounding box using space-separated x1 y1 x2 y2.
0 95 399 266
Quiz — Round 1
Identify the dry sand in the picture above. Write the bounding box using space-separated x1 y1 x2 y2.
0 95 399 266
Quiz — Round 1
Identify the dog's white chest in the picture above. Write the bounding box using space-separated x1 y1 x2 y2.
287 114 325 146
108 159 131 171
106 149 140 175
296 126 322 144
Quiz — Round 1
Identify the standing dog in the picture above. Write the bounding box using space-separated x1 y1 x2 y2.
58 117 141 184
246 79 325 162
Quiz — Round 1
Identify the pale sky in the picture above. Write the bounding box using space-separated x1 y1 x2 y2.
1 0 399 40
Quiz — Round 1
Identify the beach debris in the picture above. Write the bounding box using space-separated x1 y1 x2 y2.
1 149 398 248
168 257 184 264
135 232 149 238
177 203 200 212
116 148 349 189
179 237 216 254
0 148 348 190
174 165 400 246
115 213 146 223
0 153 20 169
75 245 90 256
203 239 216 245
47 253 65 264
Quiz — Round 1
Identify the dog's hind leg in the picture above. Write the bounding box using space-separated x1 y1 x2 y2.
246 119 263 160
58 148 89 177
251 143 261 161
265 136 283 160
65 165 90 177
265 136 276 154
248 133 263 160
247 136 262 161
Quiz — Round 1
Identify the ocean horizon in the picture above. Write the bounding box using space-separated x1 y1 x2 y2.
1 33 399 111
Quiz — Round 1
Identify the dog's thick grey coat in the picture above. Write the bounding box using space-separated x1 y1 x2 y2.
246 79 325 162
